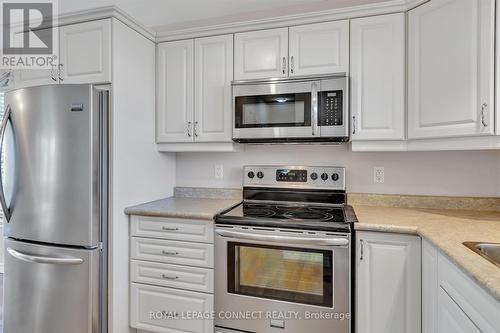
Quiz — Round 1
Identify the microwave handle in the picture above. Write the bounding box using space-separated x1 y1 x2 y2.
311 82 319 136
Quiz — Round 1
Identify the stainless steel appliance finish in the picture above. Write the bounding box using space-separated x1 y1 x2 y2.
232 76 349 143
1 84 109 333
215 165 354 333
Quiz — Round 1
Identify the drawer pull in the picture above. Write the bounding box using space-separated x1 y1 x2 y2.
162 226 179 231
162 274 179 280
161 251 179 256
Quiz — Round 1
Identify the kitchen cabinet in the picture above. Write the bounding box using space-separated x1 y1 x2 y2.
156 34 234 146
350 13 405 141
422 239 500 333
14 19 111 88
234 28 288 80
356 231 421 333
289 21 349 76
156 39 194 143
129 215 215 333
194 35 233 142
234 21 348 80
408 0 495 139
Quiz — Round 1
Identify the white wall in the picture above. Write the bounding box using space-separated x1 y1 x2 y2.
176 145 500 197
110 20 176 333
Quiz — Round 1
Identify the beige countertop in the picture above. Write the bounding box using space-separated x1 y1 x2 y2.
124 197 240 220
353 204 500 302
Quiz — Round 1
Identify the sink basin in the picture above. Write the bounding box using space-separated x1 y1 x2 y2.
463 242 500 268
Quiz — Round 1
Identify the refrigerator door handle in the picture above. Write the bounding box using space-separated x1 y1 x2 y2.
0 104 12 221
7 247 84 265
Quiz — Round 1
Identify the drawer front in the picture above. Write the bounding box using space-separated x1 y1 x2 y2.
131 260 214 293
131 237 214 268
131 215 214 243
131 283 214 333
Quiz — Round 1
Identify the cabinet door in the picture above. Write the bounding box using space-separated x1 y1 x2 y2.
59 19 111 84
289 20 349 76
437 287 481 333
194 34 233 142
156 40 194 143
408 0 495 139
350 13 405 141
234 28 288 80
356 231 421 333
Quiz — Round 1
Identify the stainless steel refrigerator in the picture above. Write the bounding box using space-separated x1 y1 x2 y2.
0 84 109 333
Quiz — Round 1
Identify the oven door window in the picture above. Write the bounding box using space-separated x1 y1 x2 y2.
234 93 311 128
227 242 333 307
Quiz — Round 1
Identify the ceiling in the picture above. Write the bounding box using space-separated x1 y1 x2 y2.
59 0 389 31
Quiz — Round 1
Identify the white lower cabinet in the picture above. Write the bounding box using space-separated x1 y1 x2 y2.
355 231 421 333
130 215 215 333
422 239 500 333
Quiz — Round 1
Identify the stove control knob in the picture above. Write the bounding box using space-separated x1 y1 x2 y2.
331 173 339 181
257 171 264 179
321 173 329 181
310 172 318 180
247 171 255 179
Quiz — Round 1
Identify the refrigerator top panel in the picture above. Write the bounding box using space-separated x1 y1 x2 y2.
3 84 102 247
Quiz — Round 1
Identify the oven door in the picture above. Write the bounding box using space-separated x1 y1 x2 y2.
233 80 320 141
215 225 351 333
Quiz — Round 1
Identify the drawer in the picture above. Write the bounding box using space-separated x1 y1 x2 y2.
131 237 214 268
131 215 214 243
130 283 214 333
131 260 214 293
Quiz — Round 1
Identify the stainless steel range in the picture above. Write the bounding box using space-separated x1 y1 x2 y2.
214 166 356 333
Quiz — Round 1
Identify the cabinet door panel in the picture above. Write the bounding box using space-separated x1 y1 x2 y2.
156 40 194 143
194 35 233 142
356 231 421 333
438 287 480 333
289 20 349 76
408 0 494 139
351 13 405 140
234 28 288 80
59 19 111 84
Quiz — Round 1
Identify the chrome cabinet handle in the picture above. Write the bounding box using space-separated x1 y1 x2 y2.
162 274 179 280
162 250 179 256
187 121 192 137
7 248 84 265
194 121 199 137
216 229 349 247
0 105 12 221
352 116 356 135
359 239 364 260
58 64 64 81
162 226 179 231
481 103 488 127
51 65 57 82
290 56 295 74
282 56 286 74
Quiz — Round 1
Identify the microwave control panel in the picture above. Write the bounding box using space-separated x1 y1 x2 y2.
319 90 343 126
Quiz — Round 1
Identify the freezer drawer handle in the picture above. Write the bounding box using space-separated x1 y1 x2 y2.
161 250 179 256
7 248 84 265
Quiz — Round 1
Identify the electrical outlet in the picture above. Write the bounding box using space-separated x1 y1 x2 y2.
215 165 224 179
374 167 385 184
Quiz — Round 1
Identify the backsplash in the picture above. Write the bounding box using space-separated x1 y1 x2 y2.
176 145 500 197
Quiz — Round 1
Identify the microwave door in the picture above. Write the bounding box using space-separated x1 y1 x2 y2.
233 81 316 140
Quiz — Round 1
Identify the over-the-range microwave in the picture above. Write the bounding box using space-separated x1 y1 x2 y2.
232 75 349 143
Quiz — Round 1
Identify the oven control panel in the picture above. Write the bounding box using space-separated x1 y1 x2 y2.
244 165 345 190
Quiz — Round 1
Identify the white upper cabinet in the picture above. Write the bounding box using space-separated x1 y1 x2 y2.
350 13 405 141
289 20 349 76
408 0 495 139
356 231 421 333
234 28 288 80
156 40 194 143
59 19 111 84
194 35 233 142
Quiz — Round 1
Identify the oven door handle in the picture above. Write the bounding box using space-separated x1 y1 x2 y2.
215 229 349 247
